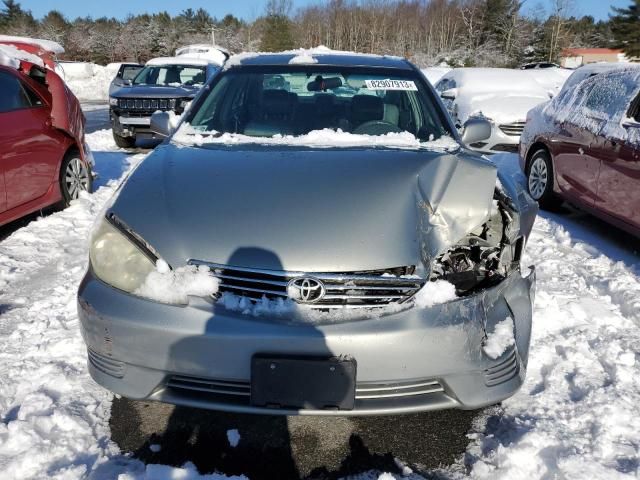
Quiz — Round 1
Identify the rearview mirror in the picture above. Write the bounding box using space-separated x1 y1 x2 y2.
440 88 457 100
461 117 492 146
150 111 173 138
307 76 343 92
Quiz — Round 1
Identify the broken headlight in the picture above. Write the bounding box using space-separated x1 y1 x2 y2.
430 188 523 295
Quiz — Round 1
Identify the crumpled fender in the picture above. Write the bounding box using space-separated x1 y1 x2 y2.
415 151 497 264
45 68 85 145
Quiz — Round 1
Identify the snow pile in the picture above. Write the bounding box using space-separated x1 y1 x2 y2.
289 53 318 64
482 317 515 359
173 124 460 151
413 280 457 308
60 62 116 102
135 259 220 305
0 129 146 479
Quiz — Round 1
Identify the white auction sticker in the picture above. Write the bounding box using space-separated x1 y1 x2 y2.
364 79 418 91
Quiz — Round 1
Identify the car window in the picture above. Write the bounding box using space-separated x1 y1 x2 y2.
187 67 451 141
121 65 142 81
0 71 35 113
132 65 206 86
435 77 456 93
583 73 637 120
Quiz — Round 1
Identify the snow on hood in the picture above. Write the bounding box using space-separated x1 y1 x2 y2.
0 34 64 54
460 93 549 124
172 123 460 151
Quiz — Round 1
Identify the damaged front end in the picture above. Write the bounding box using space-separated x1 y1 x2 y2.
416 151 537 299
430 186 524 296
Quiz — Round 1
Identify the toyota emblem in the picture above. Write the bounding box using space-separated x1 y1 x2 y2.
287 277 326 304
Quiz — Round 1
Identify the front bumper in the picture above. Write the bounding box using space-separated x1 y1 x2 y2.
468 124 521 154
78 267 536 415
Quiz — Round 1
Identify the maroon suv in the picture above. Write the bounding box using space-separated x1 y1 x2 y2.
520 66 640 237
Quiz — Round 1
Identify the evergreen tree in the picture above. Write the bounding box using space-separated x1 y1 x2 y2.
610 0 640 58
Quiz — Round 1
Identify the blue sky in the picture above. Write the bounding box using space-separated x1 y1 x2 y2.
18 0 631 21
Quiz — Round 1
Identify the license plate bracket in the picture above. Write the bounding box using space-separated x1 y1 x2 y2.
251 355 357 410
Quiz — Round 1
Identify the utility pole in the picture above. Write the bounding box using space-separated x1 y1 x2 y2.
211 26 216 46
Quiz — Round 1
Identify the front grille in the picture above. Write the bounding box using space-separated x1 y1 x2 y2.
117 98 176 111
167 375 443 401
498 122 526 136
484 348 519 386
190 261 424 309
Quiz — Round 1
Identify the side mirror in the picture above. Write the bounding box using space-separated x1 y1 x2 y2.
622 119 640 129
124 79 132 86
150 111 173 138
461 117 492 146
440 88 457 100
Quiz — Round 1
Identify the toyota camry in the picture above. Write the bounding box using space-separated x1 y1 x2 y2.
78 51 537 415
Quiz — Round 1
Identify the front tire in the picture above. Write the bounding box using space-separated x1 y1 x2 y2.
60 153 93 207
113 131 136 149
526 149 562 210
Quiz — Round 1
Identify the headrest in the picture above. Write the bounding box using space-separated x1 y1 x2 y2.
351 95 384 123
263 89 296 116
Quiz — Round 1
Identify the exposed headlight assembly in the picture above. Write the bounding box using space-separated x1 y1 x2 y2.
90 214 157 295
430 188 523 295
109 97 118 106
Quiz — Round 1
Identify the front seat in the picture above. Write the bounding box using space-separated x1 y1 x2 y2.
350 95 384 130
164 68 181 85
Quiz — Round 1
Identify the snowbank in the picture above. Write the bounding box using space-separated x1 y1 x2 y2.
59 62 116 102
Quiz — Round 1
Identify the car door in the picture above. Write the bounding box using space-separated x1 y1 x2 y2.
594 75 640 230
552 78 602 208
0 69 62 211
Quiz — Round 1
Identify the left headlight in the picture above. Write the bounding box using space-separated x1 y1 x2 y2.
109 97 118 106
90 216 156 294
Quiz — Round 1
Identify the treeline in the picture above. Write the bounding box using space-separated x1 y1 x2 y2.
0 0 636 67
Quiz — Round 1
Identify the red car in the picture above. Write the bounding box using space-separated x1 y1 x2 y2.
0 36 93 227
520 66 640 237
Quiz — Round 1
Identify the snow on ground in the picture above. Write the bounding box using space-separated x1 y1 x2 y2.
60 62 117 102
1 132 639 480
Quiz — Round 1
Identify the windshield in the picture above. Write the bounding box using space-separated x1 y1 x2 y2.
132 65 206 87
186 67 450 140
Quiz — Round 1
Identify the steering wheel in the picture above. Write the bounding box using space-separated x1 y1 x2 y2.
353 120 403 135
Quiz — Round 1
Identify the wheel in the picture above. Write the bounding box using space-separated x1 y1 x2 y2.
113 131 136 148
526 149 562 210
60 153 93 207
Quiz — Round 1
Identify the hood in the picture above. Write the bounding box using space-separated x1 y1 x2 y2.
459 93 549 125
110 144 497 273
110 84 200 98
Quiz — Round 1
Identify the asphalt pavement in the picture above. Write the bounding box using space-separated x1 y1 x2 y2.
111 397 485 479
